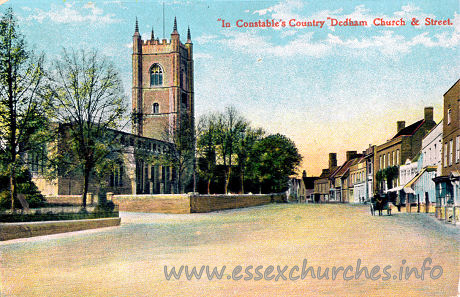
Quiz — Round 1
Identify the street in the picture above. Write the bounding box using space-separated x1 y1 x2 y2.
1 204 458 296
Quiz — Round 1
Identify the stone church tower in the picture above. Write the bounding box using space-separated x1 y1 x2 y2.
132 17 194 140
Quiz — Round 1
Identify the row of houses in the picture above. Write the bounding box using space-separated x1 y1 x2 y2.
290 79 459 223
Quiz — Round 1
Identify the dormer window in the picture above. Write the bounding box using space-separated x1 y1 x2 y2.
150 64 163 86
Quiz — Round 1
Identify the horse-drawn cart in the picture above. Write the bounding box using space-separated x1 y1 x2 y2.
370 194 392 216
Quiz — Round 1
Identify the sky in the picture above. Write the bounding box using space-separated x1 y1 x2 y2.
1 0 459 176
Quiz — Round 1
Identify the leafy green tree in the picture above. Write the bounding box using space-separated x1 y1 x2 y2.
384 166 399 190
196 113 219 194
376 166 399 193
0 8 48 211
249 134 302 193
0 167 45 209
376 169 385 192
48 49 127 208
235 126 264 193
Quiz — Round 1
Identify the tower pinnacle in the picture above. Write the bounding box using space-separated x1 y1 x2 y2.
151 27 154 40
173 16 178 33
135 17 139 33
187 26 191 43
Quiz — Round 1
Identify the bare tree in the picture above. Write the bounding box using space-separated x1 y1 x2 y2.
48 49 127 208
215 107 248 194
0 8 48 211
158 112 195 193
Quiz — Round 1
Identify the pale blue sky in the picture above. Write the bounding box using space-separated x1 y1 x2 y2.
2 0 459 175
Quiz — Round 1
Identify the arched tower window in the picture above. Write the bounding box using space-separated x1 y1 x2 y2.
150 64 163 86
152 103 159 114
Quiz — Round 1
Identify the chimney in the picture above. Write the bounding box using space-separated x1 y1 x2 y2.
302 170 307 178
424 106 433 122
329 153 337 169
346 151 357 161
397 121 405 133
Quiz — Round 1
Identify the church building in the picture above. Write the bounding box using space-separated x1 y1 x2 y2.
132 17 194 140
31 18 194 197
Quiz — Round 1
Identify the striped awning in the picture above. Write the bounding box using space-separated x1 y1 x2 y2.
386 185 403 193
404 187 415 194
403 166 437 190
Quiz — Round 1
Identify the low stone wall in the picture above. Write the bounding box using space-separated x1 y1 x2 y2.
45 194 98 206
0 217 121 241
1 206 96 215
190 194 285 213
110 194 191 214
109 193 286 214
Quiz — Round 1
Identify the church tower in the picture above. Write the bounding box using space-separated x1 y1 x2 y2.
132 17 194 141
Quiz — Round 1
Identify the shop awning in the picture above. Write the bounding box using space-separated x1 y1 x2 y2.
404 166 437 191
386 185 403 193
404 187 415 194
450 171 460 180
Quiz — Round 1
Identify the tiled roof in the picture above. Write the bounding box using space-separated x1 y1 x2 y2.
319 167 338 178
330 157 363 179
392 119 424 139
329 165 343 179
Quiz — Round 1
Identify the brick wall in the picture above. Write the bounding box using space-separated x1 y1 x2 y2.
111 194 191 214
109 193 286 214
190 194 286 213
442 80 460 176
46 194 98 206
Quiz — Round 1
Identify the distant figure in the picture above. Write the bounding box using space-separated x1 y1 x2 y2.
375 193 383 216
370 199 375 216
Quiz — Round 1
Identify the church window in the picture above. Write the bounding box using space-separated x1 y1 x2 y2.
150 64 163 86
153 103 159 114
28 147 46 174
181 93 187 108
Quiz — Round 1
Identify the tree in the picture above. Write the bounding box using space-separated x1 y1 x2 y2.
384 166 399 190
235 126 264 193
48 49 127 208
214 106 248 194
196 113 218 194
0 167 45 209
376 166 399 193
249 134 302 193
0 8 48 211
159 112 195 193
376 169 385 193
